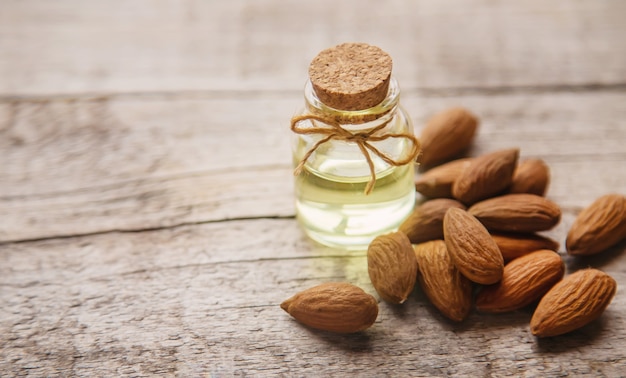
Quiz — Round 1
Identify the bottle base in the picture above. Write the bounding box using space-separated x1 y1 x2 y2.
295 190 415 250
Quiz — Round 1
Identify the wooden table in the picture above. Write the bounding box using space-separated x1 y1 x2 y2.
2 1 625 376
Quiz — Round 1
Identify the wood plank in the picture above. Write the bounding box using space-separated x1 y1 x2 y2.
1 219 625 376
3 1 626 376
1 0 625 95
2 92 625 242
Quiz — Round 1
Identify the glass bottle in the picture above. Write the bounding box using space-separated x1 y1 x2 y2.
291 43 418 249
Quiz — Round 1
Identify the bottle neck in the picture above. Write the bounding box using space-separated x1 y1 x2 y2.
303 77 401 127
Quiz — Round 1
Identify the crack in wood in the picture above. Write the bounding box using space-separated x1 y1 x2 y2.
113 254 364 277
0 164 292 201
0 215 296 246
0 82 624 103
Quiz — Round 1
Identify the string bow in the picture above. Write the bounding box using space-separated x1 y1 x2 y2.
290 114 421 195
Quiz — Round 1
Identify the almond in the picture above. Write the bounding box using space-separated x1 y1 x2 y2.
443 207 504 285
414 240 472 322
399 199 466 244
452 148 519 205
475 250 564 313
566 193 626 256
280 282 378 333
418 107 478 167
367 232 418 304
509 158 550 196
491 232 560 262
469 193 561 233
530 269 617 337
415 158 473 198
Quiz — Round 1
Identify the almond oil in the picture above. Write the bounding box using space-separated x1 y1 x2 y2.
290 43 419 249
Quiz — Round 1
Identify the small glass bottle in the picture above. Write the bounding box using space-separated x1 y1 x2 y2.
291 43 419 249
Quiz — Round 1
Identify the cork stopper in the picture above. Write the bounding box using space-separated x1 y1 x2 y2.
309 43 392 111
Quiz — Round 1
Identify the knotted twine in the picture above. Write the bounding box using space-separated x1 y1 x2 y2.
290 114 421 195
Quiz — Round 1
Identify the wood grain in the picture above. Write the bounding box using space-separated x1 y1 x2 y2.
1 219 625 376
1 0 625 95
1 92 625 242
1 0 626 376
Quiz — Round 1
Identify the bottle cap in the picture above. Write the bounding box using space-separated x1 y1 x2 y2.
309 43 392 111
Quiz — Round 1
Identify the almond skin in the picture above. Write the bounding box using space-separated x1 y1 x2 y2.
469 193 561 233
509 158 550 196
476 250 564 313
566 193 626 256
418 107 478 167
414 240 472 322
399 199 466 244
491 232 560 262
452 148 519 205
415 158 473 198
280 282 378 333
443 207 504 285
367 232 418 304
530 269 617 337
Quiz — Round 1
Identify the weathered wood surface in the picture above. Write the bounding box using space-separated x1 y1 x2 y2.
2 93 625 243
1 0 625 95
1 1 626 376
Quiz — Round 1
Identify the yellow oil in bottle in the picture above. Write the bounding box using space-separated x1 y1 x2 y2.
293 132 416 249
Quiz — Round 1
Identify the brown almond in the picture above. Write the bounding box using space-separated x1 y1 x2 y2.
452 148 519 205
415 158 473 198
367 232 418 304
280 282 378 333
418 107 478 167
399 199 466 244
469 193 561 233
530 269 616 337
509 158 550 196
443 207 504 285
414 240 472 322
491 232 560 262
566 193 626 256
476 250 564 313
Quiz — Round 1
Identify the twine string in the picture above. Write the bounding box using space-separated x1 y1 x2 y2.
290 114 421 194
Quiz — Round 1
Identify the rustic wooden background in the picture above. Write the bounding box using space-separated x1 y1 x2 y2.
1 1 625 376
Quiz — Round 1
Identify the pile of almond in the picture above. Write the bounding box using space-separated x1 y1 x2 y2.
281 107 625 338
